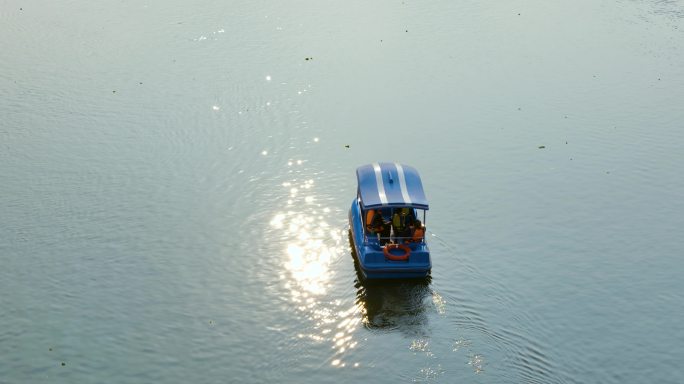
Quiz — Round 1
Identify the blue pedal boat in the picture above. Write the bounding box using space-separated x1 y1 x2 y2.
349 162 431 279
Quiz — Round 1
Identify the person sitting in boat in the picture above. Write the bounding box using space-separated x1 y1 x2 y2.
408 219 425 243
392 208 412 240
367 209 387 235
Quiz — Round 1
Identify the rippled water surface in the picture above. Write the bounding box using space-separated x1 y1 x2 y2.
2 1 684 383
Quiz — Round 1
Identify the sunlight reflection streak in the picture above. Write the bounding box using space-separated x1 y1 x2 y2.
270 179 362 367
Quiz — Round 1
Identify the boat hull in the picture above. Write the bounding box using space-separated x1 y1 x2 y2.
349 199 431 280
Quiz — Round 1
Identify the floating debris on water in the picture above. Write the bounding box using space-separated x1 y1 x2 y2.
538 145 546 149
344 144 350 148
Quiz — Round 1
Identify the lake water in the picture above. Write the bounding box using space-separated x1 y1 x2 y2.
2 1 684 383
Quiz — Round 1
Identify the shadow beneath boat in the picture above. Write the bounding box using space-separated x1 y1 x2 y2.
349 230 432 335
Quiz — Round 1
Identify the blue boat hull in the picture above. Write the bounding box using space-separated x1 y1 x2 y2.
349 199 431 280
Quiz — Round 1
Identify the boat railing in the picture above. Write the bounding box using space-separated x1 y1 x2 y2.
366 234 425 247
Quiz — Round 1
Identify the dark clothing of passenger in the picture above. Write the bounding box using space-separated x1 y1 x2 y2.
369 211 386 234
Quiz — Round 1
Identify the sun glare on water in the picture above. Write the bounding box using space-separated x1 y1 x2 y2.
269 175 361 368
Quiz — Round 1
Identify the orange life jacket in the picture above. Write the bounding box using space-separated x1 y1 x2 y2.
366 210 375 229
411 227 425 242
